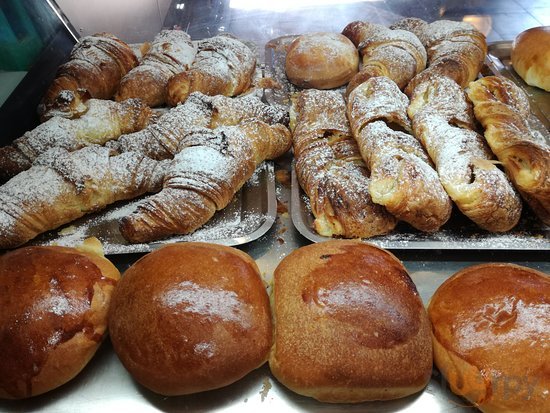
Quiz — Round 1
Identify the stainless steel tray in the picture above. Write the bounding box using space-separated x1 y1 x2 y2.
29 162 277 253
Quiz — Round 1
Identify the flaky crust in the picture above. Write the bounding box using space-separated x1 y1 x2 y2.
270 240 433 403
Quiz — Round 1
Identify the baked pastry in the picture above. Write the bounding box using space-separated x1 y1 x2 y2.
428 263 550 413
0 92 152 181
38 33 138 120
511 26 550 91
119 120 292 243
0 238 120 399
0 146 168 249
347 76 452 232
284 32 359 89
292 89 397 238
109 91 288 160
269 240 433 403
115 30 197 106
166 35 256 106
408 75 523 232
342 21 426 95
467 75 550 224
108 242 272 396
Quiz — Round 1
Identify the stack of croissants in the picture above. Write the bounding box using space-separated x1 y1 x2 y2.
0 18 548 250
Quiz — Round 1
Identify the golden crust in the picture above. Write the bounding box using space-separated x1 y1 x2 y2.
511 26 550 92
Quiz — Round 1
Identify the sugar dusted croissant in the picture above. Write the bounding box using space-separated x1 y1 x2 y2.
467 76 550 224
39 33 138 119
292 89 397 238
342 21 427 95
115 30 197 107
166 35 256 106
0 146 168 249
0 92 152 181
119 121 292 243
347 77 452 232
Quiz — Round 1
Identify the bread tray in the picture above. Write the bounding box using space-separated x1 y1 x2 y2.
29 162 277 254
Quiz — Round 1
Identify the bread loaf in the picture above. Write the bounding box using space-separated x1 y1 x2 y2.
511 26 550 91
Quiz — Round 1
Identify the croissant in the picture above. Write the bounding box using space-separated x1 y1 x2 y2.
0 93 153 181
38 33 138 120
292 89 397 238
0 146 168 249
347 77 452 232
341 21 427 95
408 75 522 232
166 35 256 106
108 91 288 160
467 76 550 224
119 121 292 243
115 30 197 107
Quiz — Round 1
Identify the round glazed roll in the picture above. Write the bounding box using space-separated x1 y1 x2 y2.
108 242 272 396
269 240 432 403
285 32 359 89
0 238 120 399
511 26 550 91
428 263 550 413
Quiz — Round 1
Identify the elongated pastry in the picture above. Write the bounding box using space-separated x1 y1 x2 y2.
390 18 487 96
467 76 550 224
408 75 522 232
119 121 292 243
0 93 152 181
166 35 256 106
39 33 138 120
292 89 397 238
0 146 168 249
109 91 288 160
115 30 197 107
347 77 452 232
342 21 426 95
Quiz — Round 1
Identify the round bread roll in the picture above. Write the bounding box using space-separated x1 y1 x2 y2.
269 240 432 403
0 238 120 399
285 32 359 89
428 263 550 413
511 26 550 91
108 242 272 396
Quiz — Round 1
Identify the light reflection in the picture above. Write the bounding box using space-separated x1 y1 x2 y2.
176 3 185 10
462 15 492 36
230 0 372 12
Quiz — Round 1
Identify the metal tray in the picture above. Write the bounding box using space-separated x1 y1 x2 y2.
29 162 277 254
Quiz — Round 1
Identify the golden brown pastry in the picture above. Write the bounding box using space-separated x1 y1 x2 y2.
511 26 550 91
38 33 138 120
428 263 550 413
342 21 427 95
347 76 452 232
0 238 120 399
119 120 291 243
115 30 197 106
108 242 272 396
0 93 152 181
270 240 433 403
292 88 397 238
284 32 359 89
166 35 256 106
0 146 168 249
408 75 523 232
467 76 550 224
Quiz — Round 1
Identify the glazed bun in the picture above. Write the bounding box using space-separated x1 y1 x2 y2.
285 32 359 89
511 26 550 91
428 263 550 413
269 240 432 403
108 242 272 396
0 238 120 399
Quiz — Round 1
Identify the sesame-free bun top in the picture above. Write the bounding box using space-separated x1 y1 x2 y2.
285 32 359 89
511 26 550 91
0 238 120 399
269 240 432 403
108 242 272 396
428 263 550 413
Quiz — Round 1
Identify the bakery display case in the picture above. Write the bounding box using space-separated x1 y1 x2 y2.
0 0 548 412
